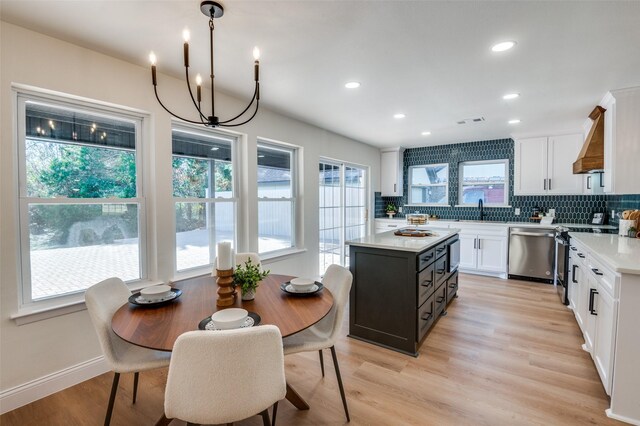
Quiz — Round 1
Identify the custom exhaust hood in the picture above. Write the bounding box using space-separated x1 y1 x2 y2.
573 106 606 174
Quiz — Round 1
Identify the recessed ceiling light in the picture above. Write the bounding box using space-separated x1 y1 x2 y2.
421 131 431 136
345 81 360 89
492 41 517 52
508 119 521 124
393 113 406 119
503 93 520 100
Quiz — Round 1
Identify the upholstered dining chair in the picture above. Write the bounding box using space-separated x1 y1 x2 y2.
282 264 353 422
85 277 171 426
163 326 286 426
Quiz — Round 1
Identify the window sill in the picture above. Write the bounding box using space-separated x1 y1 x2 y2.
404 204 451 207
261 247 307 263
454 205 513 208
11 279 165 326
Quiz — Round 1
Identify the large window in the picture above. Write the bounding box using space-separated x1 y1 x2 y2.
319 161 367 274
257 142 297 255
17 95 144 303
172 125 237 271
408 163 449 205
459 160 509 206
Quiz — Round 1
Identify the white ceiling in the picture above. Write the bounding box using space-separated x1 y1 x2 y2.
2 1 640 148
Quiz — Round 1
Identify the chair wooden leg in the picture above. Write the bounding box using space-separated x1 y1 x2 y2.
132 372 139 404
319 349 325 377
186 423 199 426
104 372 120 426
259 409 271 426
330 346 350 422
272 401 279 426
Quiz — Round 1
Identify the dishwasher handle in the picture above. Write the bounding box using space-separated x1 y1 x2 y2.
510 231 555 238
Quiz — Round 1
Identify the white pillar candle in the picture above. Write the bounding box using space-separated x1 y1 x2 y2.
216 242 233 270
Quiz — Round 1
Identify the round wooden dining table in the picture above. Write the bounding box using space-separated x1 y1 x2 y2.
112 273 333 412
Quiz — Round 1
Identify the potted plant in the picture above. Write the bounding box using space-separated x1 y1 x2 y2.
386 203 398 218
233 258 270 301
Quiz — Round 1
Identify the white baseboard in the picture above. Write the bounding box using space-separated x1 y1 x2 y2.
606 408 640 425
0 356 109 415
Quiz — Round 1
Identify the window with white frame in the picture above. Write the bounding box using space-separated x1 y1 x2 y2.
257 142 297 255
458 159 509 206
17 94 145 304
408 163 449 205
172 125 237 271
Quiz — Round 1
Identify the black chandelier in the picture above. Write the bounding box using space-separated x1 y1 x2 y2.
149 1 260 128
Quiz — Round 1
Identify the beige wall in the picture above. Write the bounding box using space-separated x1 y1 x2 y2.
0 21 380 393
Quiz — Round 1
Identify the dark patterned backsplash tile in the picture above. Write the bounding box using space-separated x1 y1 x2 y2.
374 138 637 224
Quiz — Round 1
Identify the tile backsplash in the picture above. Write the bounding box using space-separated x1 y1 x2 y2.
375 138 638 224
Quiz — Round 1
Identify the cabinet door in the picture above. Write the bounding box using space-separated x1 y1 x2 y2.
582 274 598 353
458 234 477 270
514 137 548 195
381 150 401 196
567 256 577 310
476 235 507 273
573 262 586 330
593 285 616 395
602 95 615 193
548 134 584 194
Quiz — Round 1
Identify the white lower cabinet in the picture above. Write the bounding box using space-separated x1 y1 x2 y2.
459 230 507 275
582 273 597 352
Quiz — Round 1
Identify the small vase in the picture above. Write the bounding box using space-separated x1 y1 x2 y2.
387 212 396 218
241 288 255 301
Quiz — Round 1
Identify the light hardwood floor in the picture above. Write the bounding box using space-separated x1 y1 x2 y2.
1 274 622 425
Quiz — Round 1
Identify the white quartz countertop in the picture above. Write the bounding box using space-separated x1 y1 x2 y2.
348 227 460 252
569 232 640 275
376 217 617 230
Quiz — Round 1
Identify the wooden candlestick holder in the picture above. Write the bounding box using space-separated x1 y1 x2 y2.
216 268 236 307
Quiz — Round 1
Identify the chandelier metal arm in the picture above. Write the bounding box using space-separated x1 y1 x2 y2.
218 84 258 124
219 99 260 127
154 86 205 125
184 68 208 122
209 18 216 119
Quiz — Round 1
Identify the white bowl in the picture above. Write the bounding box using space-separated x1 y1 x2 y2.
290 277 315 292
211 308 248 330
140 284 172 300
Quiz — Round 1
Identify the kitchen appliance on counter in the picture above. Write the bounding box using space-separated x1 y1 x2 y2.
508 227 556 283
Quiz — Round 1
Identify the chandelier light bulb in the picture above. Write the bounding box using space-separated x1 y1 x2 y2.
149 52 157 65
183 28 191 43
196 74 203 86
253 46 260 61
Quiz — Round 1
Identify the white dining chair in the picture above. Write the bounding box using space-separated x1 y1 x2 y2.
282 264 353 422
164 326 286 426
85 277 171 426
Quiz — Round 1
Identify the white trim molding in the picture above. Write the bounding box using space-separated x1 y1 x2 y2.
0 356 109 415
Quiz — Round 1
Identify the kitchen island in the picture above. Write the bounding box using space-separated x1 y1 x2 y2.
347 227 460 356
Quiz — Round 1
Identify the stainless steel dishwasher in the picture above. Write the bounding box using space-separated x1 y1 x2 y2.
508 227 556 283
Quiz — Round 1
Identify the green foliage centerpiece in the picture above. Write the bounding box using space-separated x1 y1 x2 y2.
233 258 270 301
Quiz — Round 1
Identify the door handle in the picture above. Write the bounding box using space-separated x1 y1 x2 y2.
589 288 598 315
591 268 603 276
449 283 457 289
570 246 577 251
421 313 433 322
587 175 592 189
477 238 481 250
420 280 433 288
473 238 476 249
572 265 578 283
549 178 551 190
436 269 445 275
577 253 585 258
393 183 396 193
544 179 547 190
436 296 445 304
599 172 604 188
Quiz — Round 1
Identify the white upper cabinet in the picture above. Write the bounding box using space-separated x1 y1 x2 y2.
601 87 640 194
514 134 584 195
380 148 404 197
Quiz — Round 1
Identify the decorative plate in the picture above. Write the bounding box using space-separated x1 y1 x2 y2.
128 288 182 307
198 312 261 331
280 281 324 297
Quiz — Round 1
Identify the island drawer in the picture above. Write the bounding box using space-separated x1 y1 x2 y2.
418 263 435 306
446 271 458 304
417 248 436 271
434 283 447 318
435 256 448 286
435 242 448 259
418 293 436 341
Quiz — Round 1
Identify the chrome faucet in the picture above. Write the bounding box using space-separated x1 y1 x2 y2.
478 199 484 221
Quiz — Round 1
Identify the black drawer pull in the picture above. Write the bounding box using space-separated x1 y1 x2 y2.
420 280 433 288
436 269 445 275
422 254 433 261
589 288 598 315
572 265 578 283
421 313 433 322
436 296 445 304
577 253 585 258
449 283 456 289
570 246 577 251
591 268 603 276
